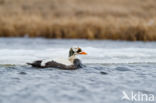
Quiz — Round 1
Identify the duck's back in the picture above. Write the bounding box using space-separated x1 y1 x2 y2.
45 60 77 70
41 58 72 67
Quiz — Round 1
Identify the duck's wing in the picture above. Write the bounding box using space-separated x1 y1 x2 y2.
27 59 84 70
40 58 72 67
45 61 77 70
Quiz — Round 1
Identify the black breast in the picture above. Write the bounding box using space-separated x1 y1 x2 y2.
73 59 83 68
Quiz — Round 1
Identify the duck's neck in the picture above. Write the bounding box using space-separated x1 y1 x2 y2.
68 54 76 63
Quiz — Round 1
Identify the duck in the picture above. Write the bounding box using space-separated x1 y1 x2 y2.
27 47 87 70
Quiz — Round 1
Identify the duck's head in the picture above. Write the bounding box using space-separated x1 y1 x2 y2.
69 47 87 57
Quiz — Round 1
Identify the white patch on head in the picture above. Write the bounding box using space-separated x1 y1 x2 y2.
72 46 79 53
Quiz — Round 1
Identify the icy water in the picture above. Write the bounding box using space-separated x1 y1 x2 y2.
0 38 156 103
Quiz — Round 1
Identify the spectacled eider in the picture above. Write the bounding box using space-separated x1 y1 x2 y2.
27 47 87 70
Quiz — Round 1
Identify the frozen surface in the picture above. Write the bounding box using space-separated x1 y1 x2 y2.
0 38 156 103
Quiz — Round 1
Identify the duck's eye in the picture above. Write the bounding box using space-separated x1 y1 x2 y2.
77 48 82 53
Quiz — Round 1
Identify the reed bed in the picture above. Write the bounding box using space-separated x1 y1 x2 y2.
0 0 156 41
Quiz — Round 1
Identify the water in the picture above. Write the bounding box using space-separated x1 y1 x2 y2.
0 38 156 103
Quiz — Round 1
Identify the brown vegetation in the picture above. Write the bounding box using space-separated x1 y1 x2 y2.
0 0 156 41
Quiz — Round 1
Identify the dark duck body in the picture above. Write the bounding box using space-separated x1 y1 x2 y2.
27 47 87 70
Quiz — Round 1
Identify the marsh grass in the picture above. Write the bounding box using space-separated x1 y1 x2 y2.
0 0 156 41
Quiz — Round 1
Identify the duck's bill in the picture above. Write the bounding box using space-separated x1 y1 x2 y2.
79 52 87 55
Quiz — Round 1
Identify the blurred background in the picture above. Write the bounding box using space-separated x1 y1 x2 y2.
0 1 156 103
0 0 156 41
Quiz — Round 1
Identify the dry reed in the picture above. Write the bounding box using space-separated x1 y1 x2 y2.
0 0 156 41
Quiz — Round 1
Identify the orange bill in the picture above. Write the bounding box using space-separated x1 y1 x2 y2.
79 52 87 55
